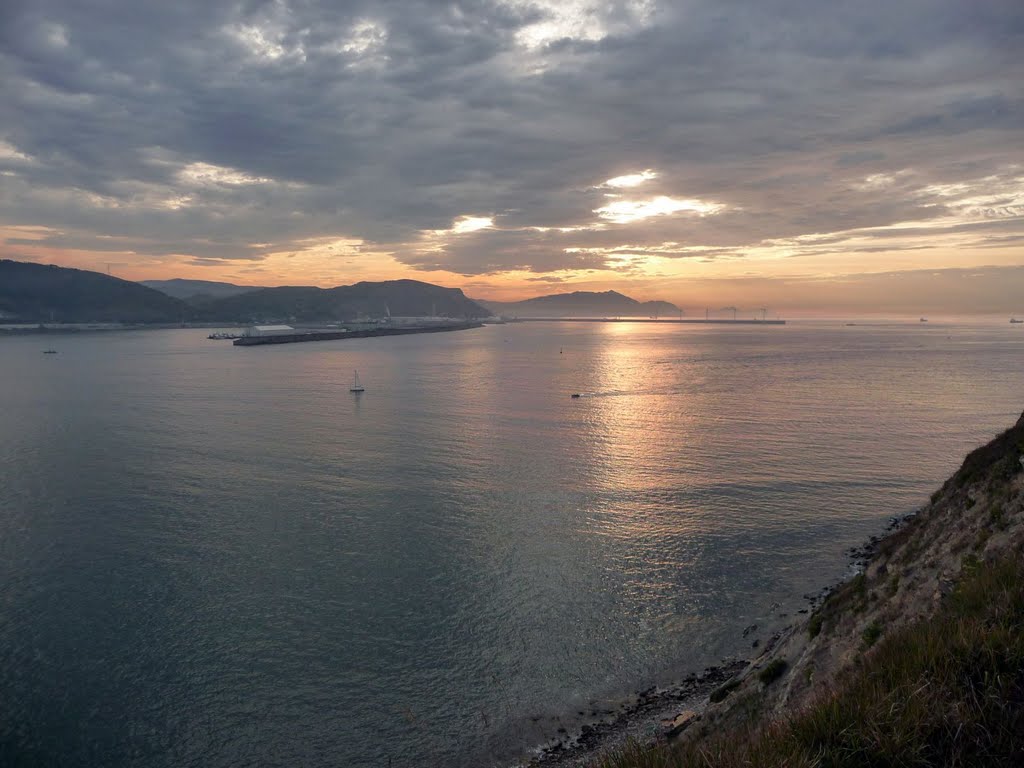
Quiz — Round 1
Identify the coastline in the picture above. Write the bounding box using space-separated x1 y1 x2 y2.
512 661 747 767
508 533 902 768
510 410 1024 767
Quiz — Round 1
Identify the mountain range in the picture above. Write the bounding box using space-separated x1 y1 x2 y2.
1 260 681 325
188 280 486 322
0 261 487 323
140 278 260 301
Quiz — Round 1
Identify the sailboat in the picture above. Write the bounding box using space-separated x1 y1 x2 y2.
349 370 365 392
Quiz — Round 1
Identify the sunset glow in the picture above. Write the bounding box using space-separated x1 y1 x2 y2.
0 1 1021 313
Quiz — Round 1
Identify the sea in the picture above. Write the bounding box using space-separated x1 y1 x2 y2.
2 320 1023 767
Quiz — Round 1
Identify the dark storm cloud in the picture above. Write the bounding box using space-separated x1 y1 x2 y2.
1 0 1022 275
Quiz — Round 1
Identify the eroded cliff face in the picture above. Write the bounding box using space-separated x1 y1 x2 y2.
684 410 1024 740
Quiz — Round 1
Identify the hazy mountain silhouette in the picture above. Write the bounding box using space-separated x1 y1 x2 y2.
478 290 680 318
0 260 489 324
141 278 261 301
191 280 487 322
0 260 187 323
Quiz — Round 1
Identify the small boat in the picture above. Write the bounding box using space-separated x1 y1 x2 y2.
570 393 581 399
350 370 365 392
919 318 928 322
1011 318 1023 324
42 349 57 354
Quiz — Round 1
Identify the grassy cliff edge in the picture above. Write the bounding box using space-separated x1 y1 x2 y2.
595 410 1024 767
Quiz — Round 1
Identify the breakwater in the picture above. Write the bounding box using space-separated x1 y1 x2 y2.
232 322 483 346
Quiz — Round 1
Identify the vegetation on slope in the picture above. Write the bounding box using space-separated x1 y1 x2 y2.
189 279 489 322
598 548 1024 768
590 412 1024 768
0 259 187 323
0 260 487 324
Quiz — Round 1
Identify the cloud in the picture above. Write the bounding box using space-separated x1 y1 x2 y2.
663 265 1024 315
0 0 1021 284
594 196 724 224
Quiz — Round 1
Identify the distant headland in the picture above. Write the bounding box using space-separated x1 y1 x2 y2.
2 259 704 328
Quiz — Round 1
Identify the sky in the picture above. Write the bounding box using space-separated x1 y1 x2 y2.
1 0 1022 313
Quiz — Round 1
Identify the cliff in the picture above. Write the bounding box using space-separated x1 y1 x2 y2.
582 411 1024 766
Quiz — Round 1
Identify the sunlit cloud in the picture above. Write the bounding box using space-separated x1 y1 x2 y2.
505 0 656 50
1 224 58 242
602 170 658 188
727 174 1024 265
177 162 273 186
0 140 34 164
159 195 194 210
854 171 911 191
450 216 495 234
594 196 724 223
226 24 289 61
920 181 973 198
417 215 496 251
914 174 1024 224
530 225 594 233
339 19 388 59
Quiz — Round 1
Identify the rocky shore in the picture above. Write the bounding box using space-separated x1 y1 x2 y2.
513 409 1024 767
514 661 747 767
682 409 1024 744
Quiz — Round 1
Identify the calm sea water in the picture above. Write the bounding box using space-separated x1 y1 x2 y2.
2 321 1023 767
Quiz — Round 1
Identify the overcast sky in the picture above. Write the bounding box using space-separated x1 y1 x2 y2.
1 0 1022 311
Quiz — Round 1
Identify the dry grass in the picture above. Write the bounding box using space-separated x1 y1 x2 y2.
595 550 1024 768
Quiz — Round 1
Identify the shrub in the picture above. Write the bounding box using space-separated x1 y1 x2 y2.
709 678 741 703
757 659 787 686
861 620 882 649
596 550 1024 768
